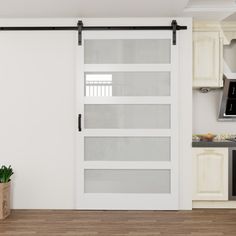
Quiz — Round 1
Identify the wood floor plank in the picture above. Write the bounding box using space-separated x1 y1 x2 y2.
0 210 236 235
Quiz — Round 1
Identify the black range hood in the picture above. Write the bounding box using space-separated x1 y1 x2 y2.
219 78 236 121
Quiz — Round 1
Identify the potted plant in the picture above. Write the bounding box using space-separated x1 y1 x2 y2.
0 165 13 219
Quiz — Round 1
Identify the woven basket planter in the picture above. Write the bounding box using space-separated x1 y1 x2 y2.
0 182 11 220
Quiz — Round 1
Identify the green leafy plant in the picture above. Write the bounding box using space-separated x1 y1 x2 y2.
0 165 14 183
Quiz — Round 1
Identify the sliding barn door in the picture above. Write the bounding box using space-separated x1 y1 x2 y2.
76 29 179 210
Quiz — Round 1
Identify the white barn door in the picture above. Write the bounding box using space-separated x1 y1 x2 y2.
76 26 179 210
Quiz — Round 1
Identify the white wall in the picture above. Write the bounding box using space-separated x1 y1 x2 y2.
0 19 77 209
193 89 236 134
0 18 192 210
177 18 193 210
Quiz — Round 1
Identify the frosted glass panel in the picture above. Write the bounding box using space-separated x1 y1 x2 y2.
84 39 171 64
85 137 170 161
85 170 170 193
85 72 170 96
85 105 170 129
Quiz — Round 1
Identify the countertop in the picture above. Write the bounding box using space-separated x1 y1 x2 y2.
192 140 236 147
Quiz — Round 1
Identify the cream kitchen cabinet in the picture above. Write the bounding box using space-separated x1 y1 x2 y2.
193 31 223 88
193 148 228 200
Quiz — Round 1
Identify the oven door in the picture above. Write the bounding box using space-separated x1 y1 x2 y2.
226 99 236 116
229 148 236 200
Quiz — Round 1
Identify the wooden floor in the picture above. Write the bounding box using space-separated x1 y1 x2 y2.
1 210 236 235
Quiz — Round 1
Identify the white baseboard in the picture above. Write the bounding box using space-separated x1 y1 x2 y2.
193 201 236 208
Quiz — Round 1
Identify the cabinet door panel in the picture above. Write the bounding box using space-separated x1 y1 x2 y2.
193 32 222 87
193 148 228 200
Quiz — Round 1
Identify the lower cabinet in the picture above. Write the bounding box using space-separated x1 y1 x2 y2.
193 148 228 200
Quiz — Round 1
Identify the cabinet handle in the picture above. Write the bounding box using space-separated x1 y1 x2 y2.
78 114 82 132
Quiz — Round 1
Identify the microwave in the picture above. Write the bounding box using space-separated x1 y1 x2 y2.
219 79 236 120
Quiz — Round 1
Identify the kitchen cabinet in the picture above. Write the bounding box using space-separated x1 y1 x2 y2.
193 31 223 88
193 148 228 200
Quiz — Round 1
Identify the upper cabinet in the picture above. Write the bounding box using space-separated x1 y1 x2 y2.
193 31 223 88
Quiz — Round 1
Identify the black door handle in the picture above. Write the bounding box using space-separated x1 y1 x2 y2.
78 114 82 132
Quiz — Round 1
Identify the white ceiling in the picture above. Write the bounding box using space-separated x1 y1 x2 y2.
183 0 236 20
0 0 189 18
0 0 236 20
187 0 236 8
